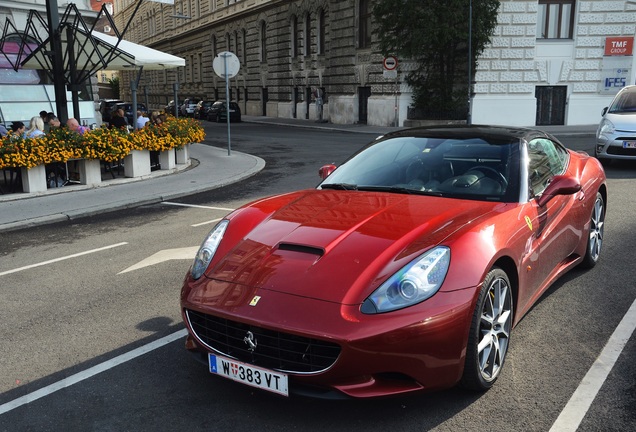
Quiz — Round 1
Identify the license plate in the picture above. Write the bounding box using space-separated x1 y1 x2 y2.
623 141 636 148
209 354 289 396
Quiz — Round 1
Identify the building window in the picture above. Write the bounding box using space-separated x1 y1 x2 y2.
317 9 325 55
537 0 575 39
291 15 298 58
359 0 372 48
241 29 247 64
197 53 203 82
260 21 267 62
304 13 311 56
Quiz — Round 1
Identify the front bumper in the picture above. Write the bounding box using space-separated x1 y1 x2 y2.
596 134 636 160
181 282 477 398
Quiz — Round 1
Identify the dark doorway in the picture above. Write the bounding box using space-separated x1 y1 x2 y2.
305 87 312 119
292 87 299 118
358 86 371 124
535 86 567 125
261 87 268 116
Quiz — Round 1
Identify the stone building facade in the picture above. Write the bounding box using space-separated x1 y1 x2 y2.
114 0 636 127
472 0 636 126
114 0 410 126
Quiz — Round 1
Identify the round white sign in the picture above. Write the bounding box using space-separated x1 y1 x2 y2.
383 56 398 71
213 51 241 78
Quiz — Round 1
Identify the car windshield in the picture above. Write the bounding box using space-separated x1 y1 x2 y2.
608 90 636 114
320 134 521 202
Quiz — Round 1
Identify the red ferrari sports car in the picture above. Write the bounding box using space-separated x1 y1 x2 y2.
180 125 607 399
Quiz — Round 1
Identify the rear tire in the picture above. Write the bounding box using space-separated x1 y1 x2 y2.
580 192 605 269
461 267 513 391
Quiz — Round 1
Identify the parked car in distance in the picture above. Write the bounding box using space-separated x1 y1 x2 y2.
180 125 607 399
195 100 215 119
113 102 148 126
206 101 241 122
180 98 203 117
99 98 123 123
596 84 636 163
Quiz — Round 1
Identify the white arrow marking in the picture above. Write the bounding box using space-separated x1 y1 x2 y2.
118 246 199 274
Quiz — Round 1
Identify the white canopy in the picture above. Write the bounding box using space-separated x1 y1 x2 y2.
20 29 184 71
89 31 185 70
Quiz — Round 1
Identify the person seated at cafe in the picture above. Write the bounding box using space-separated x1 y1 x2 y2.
150 111 162 125
0 116 8 137
40 110 50 132
9 121 26 138
46 113 64 129
109 108 128 130
136 110 150 129
66 118 88 135
25 116 46 139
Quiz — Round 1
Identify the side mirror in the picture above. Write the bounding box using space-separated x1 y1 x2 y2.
601 107 608 116
318 164 337 180
536 175 581 207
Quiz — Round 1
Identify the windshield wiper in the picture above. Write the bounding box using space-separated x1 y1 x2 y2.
356 185 443 196
320 183 358 190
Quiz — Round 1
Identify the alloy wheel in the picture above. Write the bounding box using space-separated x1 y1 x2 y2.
477 276 512 382
588 195 604 263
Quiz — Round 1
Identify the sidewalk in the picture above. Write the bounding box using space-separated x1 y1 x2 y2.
0 144 265 232
0 116 597 233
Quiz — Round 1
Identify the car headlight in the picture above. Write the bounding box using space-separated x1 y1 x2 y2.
190 220 229 280
598 118 615 137
361 247 450 314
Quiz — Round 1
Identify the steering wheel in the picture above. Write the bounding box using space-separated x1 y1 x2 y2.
470 166 508 188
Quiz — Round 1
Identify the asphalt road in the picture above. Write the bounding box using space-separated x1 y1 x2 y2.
0 122 634 431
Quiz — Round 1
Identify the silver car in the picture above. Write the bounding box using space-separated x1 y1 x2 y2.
596 85 636 163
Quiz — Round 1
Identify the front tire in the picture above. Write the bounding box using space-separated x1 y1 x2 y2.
461 267 513 391
580 192 605 269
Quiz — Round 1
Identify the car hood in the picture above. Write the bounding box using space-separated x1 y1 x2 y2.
205 190 501 304
604 112 636 132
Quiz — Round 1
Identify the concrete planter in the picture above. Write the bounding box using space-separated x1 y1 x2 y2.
20 164 47 193
175 144 190 165
78 159 102 186
124 149 151 178
159 148 176 170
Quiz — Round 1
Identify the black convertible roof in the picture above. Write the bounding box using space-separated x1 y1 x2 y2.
381 124 551 142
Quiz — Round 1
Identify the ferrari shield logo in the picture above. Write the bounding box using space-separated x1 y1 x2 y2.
525 215 533 231
249 295 261 306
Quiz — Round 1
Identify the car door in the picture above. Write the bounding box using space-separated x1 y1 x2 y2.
519 138 579 307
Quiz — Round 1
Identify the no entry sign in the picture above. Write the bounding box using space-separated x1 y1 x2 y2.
383 56 398 71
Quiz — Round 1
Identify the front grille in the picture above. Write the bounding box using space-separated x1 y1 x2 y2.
607 146 636 156
185 309 341 374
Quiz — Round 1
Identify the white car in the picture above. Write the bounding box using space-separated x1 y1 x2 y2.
596 85 636 163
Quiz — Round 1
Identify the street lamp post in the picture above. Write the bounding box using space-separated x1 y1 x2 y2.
45 0 68 122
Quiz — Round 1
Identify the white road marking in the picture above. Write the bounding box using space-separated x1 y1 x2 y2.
118 247 199 274
550 297 636 431
162 201 235 211
0 242 129 277
0 329 188 415
191 217 223 227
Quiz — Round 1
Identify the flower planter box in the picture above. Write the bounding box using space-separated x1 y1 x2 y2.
79 159 102 186
20 164 47 193
159 148 176 170
175 144 190 165
124 149 151 178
